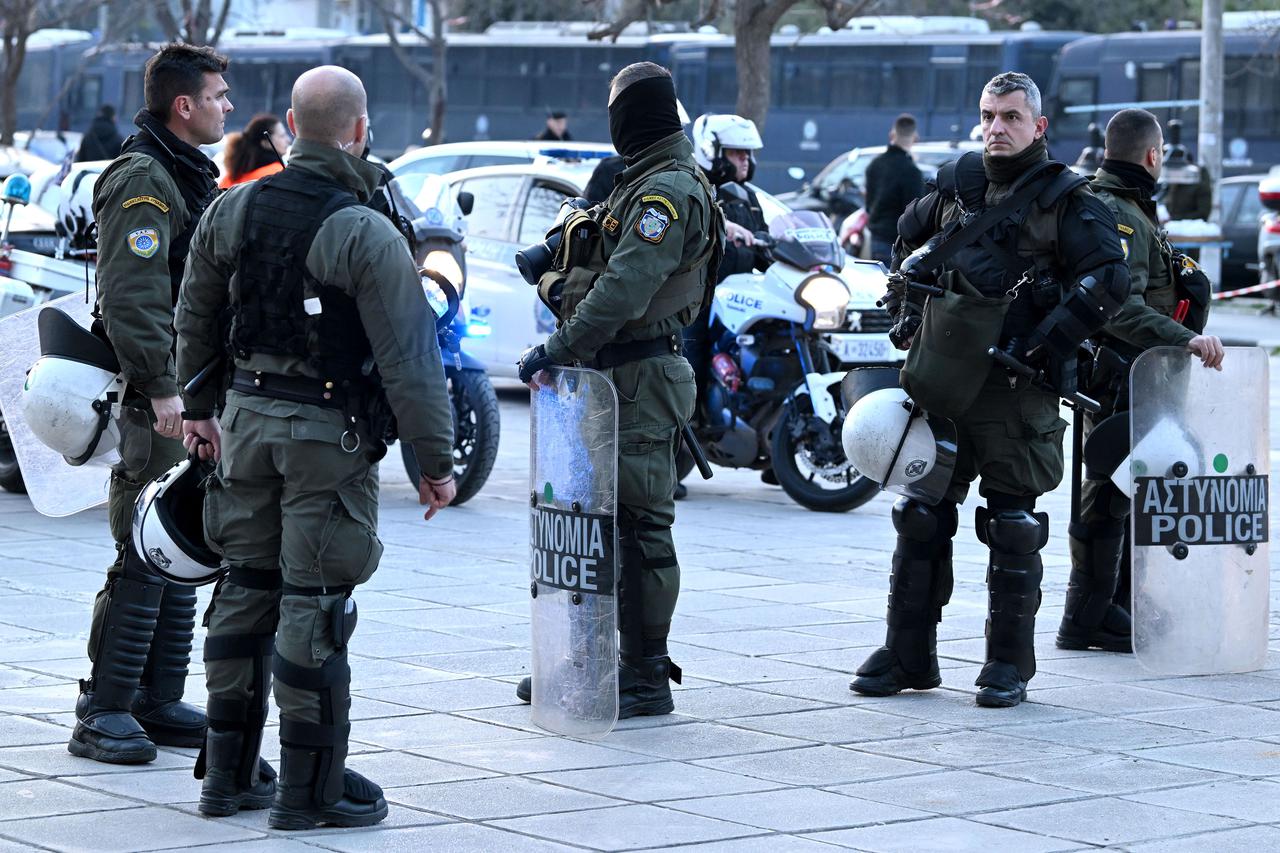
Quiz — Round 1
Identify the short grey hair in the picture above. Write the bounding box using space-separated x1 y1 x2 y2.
983 72 1042 117
610 62 671 96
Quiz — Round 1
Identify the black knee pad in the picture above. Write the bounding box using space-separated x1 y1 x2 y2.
892 498 959 543
978 507 1049 555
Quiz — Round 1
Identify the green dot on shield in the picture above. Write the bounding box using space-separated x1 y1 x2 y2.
1213 454 1228 474
543 482 554 503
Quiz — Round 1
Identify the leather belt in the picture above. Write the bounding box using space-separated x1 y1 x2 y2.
589 334 682 370
230 368 343 409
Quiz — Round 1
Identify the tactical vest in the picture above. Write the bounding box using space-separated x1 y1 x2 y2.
118 125 219 303
540 157 723 330
933 152 1086 340
229 168 380 393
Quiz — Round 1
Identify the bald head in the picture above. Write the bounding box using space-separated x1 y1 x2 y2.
288 66 367 149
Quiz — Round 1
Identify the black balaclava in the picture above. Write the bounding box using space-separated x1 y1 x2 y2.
608 75 683 163
1101 157 1157 199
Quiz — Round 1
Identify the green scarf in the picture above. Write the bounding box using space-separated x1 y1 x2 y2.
983 136 1048 186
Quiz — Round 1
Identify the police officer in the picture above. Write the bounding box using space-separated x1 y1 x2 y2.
850 72 1130 708
70 44 231 766
515 62 721 717
176 66 456 829
1056 109 1224 653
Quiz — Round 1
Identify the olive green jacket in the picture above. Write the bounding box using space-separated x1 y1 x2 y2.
175 139 455 479
1092 168 1195 350
545 132 715 363
93 151 192 399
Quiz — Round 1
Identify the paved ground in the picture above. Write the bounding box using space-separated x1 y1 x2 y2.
0 345 1277 851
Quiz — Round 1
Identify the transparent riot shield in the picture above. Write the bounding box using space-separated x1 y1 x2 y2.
0 293 116 516
528 367 619 738
1129 346 1270 675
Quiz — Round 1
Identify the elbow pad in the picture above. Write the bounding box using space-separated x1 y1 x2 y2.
1030 264 1130 360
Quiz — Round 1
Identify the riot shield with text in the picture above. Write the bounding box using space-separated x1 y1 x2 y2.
1129 346 1270 675
0 293 116 516
528 367 619 738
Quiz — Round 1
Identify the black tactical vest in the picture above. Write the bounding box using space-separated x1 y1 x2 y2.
118 117 219 303
229 167 378 390
935 153 1085 340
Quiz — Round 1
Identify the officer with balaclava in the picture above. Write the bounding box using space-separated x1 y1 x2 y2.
516 62 723 717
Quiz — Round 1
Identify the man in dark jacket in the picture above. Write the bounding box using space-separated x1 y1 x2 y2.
534 110 572 142
76 105 124 162
864 113 924 264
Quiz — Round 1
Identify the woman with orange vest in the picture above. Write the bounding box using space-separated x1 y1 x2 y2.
218 113 290 188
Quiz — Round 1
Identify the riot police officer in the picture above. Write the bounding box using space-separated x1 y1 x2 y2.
515 62 722 717
70 43 230 766
850 72 1131 708
176 65 456 829
1056 108 1223 653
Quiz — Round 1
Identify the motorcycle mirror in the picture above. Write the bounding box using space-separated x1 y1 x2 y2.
788 166 805 181
456 191 474 216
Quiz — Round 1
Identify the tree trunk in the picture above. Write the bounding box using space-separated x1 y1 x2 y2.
734 1 798 133
428 0 448 145
0 24 28 146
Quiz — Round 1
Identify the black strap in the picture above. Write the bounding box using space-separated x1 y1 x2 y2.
228 566 284 590
591 334 681 369
281 582 355 597
204 633 275 662
914 168 1063 279
231 368 344 409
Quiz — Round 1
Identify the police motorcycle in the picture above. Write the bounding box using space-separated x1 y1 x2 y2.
379 172 499 506
679 210 890 512
0 170 101 496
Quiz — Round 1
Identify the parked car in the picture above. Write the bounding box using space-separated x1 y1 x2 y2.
423 156 899 380
1214 173 1266 290
389 140 615 180
775 140 983 221
1259 167 1280 288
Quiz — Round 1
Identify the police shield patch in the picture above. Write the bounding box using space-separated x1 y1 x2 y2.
127 228 160 259
635 207 670 243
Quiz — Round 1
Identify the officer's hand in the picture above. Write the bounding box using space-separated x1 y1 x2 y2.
418 474 456 521
888 311 921 351
518 344 555 389
182 418 221 462
1187 334 1225 370
725 221 755 246
151 395 184 439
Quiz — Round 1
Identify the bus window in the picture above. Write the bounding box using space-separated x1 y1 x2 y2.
1225 59 1280 137
883 64 925 109
830 65 878 109
707 62 737 110
1053 77 1095 138
781 61 827 108
931 65 965 112
1138 65 1174 123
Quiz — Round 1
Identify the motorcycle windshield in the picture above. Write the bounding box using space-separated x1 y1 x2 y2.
768 210 844 270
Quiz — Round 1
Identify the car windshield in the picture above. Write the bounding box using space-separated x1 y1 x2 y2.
768 210 844 270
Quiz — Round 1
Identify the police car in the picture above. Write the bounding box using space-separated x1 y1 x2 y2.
389 140 616 180
410 152 895 379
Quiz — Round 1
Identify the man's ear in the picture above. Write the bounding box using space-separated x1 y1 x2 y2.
172 95 192 121
354 114 368 148
286 109 297 137
1034 115 1049 139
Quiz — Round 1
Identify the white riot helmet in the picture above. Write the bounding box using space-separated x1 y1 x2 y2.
22 307 127 466
692 114 762 185
133 457 224 585
56 167 99 255
841 387 957 505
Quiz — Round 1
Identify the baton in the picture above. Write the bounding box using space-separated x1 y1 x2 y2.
183 357 222 398
986 347 1101 414
682 424 713 480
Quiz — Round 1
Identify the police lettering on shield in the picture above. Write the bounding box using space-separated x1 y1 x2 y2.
530 504 616 593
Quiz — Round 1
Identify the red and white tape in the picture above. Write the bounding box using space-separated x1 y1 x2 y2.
1212 279 1280 300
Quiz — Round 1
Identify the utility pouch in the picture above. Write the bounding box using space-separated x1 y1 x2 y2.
1168 248 1211 333
1029 270 1063 310
900 269 1011 419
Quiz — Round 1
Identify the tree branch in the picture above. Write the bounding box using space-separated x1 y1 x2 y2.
209 0 232 46
817 0 878 30
589 0 652 42
152 0 182 41
692 0 722 29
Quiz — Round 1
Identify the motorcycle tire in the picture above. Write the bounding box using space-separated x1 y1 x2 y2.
769 399 878 513
401 368 500 507
0 419 25 495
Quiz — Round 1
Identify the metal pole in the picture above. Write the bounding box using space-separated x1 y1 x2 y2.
1199 0 1224 284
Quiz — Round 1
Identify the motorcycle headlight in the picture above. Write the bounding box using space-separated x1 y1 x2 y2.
425 249 465 294
796 273 850 331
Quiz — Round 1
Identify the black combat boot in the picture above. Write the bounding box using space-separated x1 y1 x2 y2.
268 746 387 830
1056 521 1132 652
974 504 1047 709
851 499 956 697
197 633 277 817
516 676 531 703
133 584 208 746
69 572 164 764
618 653 681 717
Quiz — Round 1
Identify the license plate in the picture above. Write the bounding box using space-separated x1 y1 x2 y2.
828 334 896 363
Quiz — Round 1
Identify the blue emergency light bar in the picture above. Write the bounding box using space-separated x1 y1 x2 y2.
538 148 614 161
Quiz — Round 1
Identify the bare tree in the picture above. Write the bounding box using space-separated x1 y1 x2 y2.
369 0 450 146
588 0 874 131
0 0 109 144
150 0 232 46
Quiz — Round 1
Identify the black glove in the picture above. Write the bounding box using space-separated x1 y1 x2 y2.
888 304 922 351
518 344 555 384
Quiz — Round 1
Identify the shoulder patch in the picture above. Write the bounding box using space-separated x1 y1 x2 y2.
602 211 620 234
127 228 160 259
635 207 671 243
122 195 169 213
640 195 679 220
1117 223 1135 236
